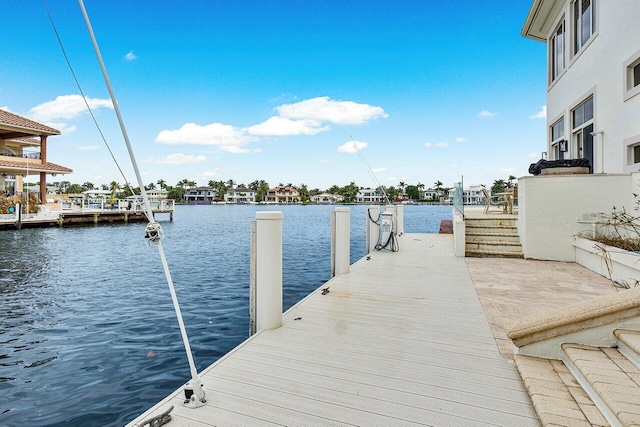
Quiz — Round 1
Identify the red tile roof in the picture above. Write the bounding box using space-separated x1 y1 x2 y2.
0 109 60 136
0 158 72 174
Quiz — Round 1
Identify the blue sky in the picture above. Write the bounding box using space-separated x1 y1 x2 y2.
0 0 546 191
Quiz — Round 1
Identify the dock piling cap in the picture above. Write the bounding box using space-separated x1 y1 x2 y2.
256 211 283 220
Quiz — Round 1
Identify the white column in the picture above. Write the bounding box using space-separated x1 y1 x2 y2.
396 204 404 236
366 205 380 254
252 211 283 332
331 207 350 277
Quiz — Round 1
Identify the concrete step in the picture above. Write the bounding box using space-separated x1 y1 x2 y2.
465 248 524 258
615 329 640 370
564 343 640 426
466 241 522 253
465 217 517 228
466 232 521 243
514 354 608 427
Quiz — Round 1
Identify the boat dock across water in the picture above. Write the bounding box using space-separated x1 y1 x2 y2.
128 233 539 426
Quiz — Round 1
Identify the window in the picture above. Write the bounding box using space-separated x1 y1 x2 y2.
634 145 640 164
549 20 565 82
550 117 565 160
625 51 640 101
571 96 594 171
572 0 596 55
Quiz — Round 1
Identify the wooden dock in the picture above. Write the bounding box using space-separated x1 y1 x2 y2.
128 233 539 426
0 209 173 230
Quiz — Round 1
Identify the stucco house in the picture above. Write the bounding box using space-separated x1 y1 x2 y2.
0 110 73 199
523 0 640 173
356 188 383 204
310 193 343 204
265 186 300 204
516 0 640 261
225 187 256 204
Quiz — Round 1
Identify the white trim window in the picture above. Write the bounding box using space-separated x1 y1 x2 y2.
550 117 566 160
572 0 596 55
571 96 594 171
625 134 640 166
624 49 640 101
549 19 565 82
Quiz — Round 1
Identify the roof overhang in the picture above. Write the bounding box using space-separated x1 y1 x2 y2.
521 0 565 42
0 159 73 175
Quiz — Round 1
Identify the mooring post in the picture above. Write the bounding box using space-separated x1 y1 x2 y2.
331 207 350 277
366 205 380 254
396 204 404 236
250 211 283 335
16 203 22 230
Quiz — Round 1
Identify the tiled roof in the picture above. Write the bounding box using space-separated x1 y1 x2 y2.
0 158 72 174
0 109 60 135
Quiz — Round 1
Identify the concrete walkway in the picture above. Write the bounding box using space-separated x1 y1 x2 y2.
128 234 539 426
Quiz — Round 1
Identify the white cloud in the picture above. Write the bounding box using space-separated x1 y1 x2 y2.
146 153 207 165
456 137 467 143
478 110 498 119
46 122 77 134
530 105 546 119
424 142 432 148
77 145 100 151
436 142 448 148
372 167 387 173
246 116 328 136
449 163 458 168
527 152 540 159
0 106 10 112
124 51 137 61
501 168 515 173
156 122 258 154
277 96 388 125
28 95 113 121
338 140 368 154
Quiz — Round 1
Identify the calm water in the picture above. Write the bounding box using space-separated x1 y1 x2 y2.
0 204 451 426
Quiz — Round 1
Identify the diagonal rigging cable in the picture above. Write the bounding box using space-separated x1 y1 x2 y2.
350 135 391 205
43 0 207 408
43 0 144 213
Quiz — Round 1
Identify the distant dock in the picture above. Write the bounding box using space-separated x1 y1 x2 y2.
127 233 538 426
0 202 174 230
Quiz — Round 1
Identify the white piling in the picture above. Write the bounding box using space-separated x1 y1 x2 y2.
250 211 283 334
366 205 380 254
331 208 350 277
396 204 404 236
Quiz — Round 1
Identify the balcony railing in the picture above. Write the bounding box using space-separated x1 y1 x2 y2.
1 149 41 159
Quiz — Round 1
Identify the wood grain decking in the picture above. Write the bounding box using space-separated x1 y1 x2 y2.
128 233 539 426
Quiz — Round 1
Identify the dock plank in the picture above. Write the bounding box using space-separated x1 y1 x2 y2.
127 233 539 426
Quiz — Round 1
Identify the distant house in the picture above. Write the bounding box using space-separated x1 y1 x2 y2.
183 186 217 204
522 0 640 173
356 188 383 204
422 188 439 201
225 187 256 204
310 193 344 204
0 109 72 200
464 185 485 205
266 186 300 204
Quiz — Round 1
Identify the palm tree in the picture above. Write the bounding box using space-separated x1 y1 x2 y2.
226 179 236 189
83 181 95 190
157 179 166 189
109 181 120 204
434 180 443 195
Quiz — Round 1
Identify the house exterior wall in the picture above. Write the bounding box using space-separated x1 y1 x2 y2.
541 1 640 173
518 173 632 261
